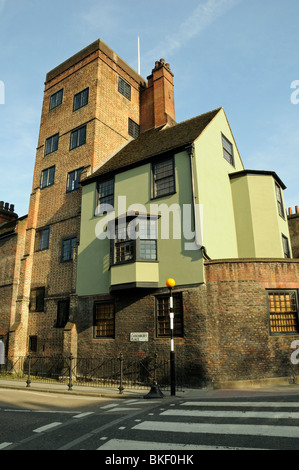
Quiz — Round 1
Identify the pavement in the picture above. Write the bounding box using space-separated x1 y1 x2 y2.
1 376 299 400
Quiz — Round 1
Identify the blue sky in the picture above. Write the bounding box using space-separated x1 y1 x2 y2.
0 0 298 217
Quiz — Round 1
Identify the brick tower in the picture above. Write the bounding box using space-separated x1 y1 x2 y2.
7 39 175 358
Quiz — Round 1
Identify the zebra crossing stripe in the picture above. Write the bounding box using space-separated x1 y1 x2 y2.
97 439 261 450
182 401 299 408
162 409 299 419
132 420 299 438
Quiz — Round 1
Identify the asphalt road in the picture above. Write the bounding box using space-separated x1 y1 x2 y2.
1 387 299 453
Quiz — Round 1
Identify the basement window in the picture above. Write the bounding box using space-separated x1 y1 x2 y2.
267 290 299 335
118 76 131 100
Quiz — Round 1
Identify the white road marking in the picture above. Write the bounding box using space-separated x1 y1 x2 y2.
96 439 264 450
133 420 299 438
182 401 299 408
0 442 13 450
161 409 299 419
33 422 62 433
73 412 94 419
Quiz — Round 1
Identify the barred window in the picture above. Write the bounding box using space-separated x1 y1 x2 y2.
45 133 59 156
156 294 183 337
49 89 63 110
118 76 131 100
152 158 175 198
222 134 234 166
73 87 89 111
267 291 299 335
94 302 115 338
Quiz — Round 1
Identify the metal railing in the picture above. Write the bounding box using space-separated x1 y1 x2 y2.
0 353 184 393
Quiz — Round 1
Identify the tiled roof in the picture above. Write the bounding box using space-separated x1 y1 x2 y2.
82 107 222 184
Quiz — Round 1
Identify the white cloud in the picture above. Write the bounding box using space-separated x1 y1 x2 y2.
143 0 241 67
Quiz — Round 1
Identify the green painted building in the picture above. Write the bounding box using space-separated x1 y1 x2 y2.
78 107 291 296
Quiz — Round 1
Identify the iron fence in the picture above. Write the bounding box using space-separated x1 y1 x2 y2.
0 353 184 393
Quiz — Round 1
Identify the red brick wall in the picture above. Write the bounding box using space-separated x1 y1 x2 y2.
73 260 299 387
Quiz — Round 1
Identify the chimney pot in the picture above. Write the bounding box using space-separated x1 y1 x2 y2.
0 201 3 209
4 202 9 211
289 207 293 215
296 205 299 214
160 58 165 65
10 204 14 212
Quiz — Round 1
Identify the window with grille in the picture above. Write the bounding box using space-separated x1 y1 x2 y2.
222 134 234 166
94 302 115 338
73 87 89 111
118 77 131 100
128 118 140 139
156 293 183 337
44 133 59 156
275 183 285 219
152 157 175 198
267 291 299 335
61 237 77 262
67 167 84 192
49 89 63 110
97 178 114 214
70 125 86 150
41 166 55 189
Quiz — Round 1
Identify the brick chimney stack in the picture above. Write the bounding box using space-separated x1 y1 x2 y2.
140 59 176 133
0 201 18 224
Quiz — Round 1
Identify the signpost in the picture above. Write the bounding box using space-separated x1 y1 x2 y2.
166 278 176 396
